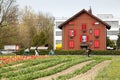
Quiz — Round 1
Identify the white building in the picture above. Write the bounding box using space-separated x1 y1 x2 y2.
97 14 120 44
54 15 120 50
53 17 67 49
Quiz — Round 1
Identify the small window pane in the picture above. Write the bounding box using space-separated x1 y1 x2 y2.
56 22 63 29
89 40 93 45
56 31 62 36
69 40 74 48
94 40 100 48
69 29 74 37
94 29 100 37
56 40 62 44
69 22 74 25
89 29 93 34
82 24 86 30
82 35 86 42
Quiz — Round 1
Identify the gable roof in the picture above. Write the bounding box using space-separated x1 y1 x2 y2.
58 9 111 29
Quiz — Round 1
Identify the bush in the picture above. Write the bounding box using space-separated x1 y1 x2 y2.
16 49 120 55
16 49 49 55
92 50 120 55
15 49 24 55
55 50 120 55
55 50 85 55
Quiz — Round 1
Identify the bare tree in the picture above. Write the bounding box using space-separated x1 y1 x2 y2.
0 0 19 48
35 13 54 49
0 0 17 28
18 6 37 48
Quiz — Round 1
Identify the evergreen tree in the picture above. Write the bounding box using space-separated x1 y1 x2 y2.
32 31 46 47
107 37 111 47
116 28 120 49
107 37 115 48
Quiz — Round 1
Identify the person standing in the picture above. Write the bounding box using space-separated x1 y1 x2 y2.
49 49 54 55
24 48 29 56
86 47 92 57
35 48 39 56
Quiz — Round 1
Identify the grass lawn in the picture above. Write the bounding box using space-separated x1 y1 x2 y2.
94 56 120 80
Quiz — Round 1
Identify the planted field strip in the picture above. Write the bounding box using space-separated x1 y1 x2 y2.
1 57 73 78
36 60 94 80
57 59 110 80
0 56 112 80
0 55 47 66
69 60 111 80
94 57 120 80
0 56 68 73
8 63 23 68
8 57 91 80
0 57 32 68
0 56 84 79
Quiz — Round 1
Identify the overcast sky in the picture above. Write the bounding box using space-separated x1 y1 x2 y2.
17 0 120 18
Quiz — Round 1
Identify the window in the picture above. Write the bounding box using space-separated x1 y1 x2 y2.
94 22 99 25
92 21 100 25
56 40 62 44
106 21 119 28
94 29 100 37
82 35 86 42
56 21 64 29
69 22 74 25
82 24 86 31
79 35 89 42
69 40 74 48
89 40 93 45
69 29 76 37
94 40 100 48
56 31 62 36
89 29 93 34
107 31 119 35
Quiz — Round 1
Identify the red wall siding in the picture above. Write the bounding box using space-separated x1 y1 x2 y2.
62 12 107 50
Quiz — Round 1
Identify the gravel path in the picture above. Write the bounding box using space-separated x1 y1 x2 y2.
35 60 93 80
69 60 111 80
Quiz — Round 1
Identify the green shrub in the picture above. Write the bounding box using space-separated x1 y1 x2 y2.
16 49 49 55
55 50 85 55
16 49 120 55
92 50 120 55
55 50 120 55
15 49 24 55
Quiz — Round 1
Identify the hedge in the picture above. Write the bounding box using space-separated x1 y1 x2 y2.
92 50 120 55
16 49 120 55
16 49 49 55
54 50 85 55
55 50 120 55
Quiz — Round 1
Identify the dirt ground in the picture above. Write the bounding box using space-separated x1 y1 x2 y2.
69 60 111 80
35 60 93 80
35 60 111 80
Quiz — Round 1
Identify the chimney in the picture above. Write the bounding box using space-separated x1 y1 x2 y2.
88 6 92 14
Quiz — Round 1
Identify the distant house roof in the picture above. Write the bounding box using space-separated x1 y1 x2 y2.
58 9 111 29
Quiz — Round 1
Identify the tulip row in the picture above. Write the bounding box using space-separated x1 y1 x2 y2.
9 57 91 80
0 55 84 79
0 56 111 80
0 55 47 66
2 57 75 78
0 55 73 74
56 59 105 80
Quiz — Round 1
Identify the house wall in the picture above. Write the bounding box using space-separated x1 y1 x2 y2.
62 12 106 50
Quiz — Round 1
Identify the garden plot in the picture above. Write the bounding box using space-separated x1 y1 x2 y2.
36 60 94 80
0 55 112 80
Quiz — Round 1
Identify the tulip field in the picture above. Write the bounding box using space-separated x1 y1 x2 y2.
0 55 119 80
0 55 47 66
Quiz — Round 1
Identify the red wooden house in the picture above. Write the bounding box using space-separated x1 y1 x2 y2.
58 9 111 50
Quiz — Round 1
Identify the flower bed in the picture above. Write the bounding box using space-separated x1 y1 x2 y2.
0 55 47 66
